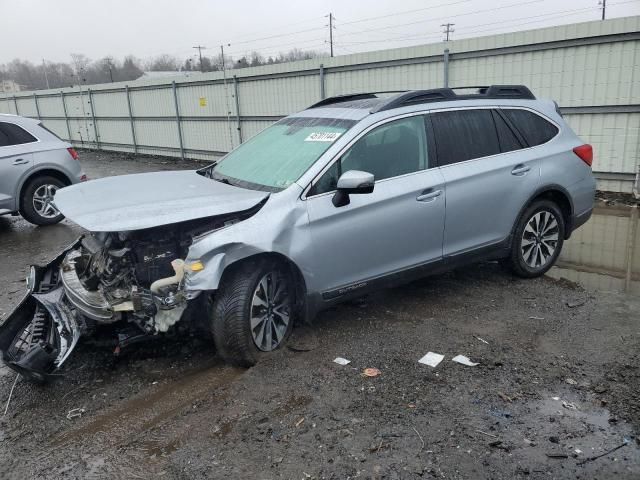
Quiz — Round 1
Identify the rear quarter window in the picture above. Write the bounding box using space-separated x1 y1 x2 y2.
0 122 38 147
37 122 63 141
501 109 558 147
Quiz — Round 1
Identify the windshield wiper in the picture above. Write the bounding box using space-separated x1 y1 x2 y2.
196 162 217 179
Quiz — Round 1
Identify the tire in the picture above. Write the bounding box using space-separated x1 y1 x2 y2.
505 199 565 278
211 259 294 367
20 175 65 226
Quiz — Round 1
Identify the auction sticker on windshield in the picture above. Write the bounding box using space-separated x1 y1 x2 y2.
305 132 342 142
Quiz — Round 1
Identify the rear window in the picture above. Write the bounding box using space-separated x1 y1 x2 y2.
0 122 37 147
501 109 558 147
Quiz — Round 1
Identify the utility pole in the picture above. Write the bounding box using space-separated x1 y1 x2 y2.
599 0 606 20
193 45 207 72
105 58 114 82
42 59 50 89
221 44 234 149
441 23 454 42
329 13 334 58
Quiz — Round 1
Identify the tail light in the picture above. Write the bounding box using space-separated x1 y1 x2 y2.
67 147 79 160
573 144 592 167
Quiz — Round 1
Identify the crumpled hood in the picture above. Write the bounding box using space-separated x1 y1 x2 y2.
54 170 269 232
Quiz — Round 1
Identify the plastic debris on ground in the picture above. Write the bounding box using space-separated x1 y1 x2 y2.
333 357 351 366
67 407 86 420
562 401 578 410
362 367 381 377
418 352 444 368
452 355 479 366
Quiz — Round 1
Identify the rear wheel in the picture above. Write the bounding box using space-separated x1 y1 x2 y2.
505 199 565 278
211 259 294 367
20 175 65 226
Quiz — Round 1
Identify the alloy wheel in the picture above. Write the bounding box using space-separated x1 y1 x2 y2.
521 210 559 269
250 272 291 351
32 184 61 219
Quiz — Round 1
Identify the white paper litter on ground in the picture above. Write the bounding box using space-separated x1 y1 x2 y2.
333 357 351 365
452 355 479 366
418 352 444 368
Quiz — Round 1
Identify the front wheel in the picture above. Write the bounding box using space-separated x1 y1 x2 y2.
211 259 294 367
505 200 565 278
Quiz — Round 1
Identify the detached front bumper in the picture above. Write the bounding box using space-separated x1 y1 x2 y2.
0 239 83 382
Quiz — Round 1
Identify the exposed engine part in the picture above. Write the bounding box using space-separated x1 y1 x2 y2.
59 232 191 336
154 304 187 332
132 239 180 286
150 259 186 294
61 249 115 322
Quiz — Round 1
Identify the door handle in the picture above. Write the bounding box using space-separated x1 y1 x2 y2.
12 158 29 166
511 164 531 176
417 189 442 202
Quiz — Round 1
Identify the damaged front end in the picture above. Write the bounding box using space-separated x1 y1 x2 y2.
0 246 81 383
0 209 257 383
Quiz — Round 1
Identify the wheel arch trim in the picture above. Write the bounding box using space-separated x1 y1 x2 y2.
186 248 311 323
512 184 574 242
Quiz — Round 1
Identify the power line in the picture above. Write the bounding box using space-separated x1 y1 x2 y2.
333 4 608 48
455 0 635 36
338 0 473 26
229 26 326 47
332 0 634 48
336 0 544 38
226 36 327 58
223 16 325 42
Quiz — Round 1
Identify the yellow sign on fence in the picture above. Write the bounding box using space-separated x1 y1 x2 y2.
199 97 207 107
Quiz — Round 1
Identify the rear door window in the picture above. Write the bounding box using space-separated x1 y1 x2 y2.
501 109 558 147
0 122 37 147
430 109 500 166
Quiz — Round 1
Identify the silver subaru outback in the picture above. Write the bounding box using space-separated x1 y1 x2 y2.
0 85 596 381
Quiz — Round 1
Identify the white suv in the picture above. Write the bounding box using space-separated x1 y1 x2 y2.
0 114 85 225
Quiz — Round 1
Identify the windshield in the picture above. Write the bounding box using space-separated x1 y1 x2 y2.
210 117 356 191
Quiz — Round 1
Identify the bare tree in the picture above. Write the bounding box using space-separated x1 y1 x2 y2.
145 54 180 71
0 47 321 90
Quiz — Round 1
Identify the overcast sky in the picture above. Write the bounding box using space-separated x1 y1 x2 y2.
1 0 639 64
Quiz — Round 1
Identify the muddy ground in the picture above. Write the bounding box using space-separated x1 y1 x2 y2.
0 151 638 479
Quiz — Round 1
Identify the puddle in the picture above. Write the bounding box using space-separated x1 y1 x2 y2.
548 205 639 295
533 396 640 457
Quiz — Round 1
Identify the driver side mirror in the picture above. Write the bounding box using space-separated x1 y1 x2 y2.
332 170 375 207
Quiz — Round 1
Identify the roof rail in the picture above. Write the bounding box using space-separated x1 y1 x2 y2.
308 90 405 109
308 93 378 109
371 85 535 113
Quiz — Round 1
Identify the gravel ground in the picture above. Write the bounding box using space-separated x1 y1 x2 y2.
0 150 638 479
